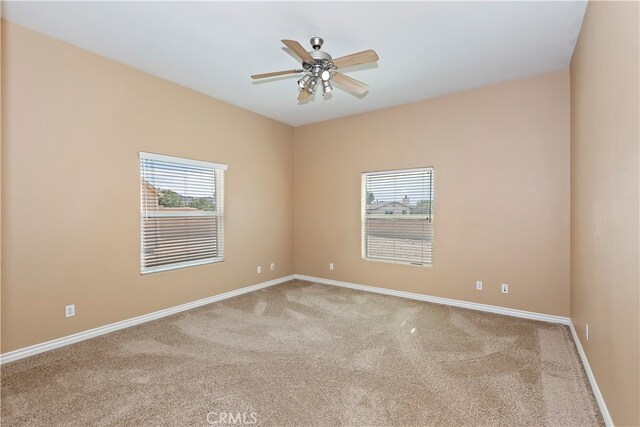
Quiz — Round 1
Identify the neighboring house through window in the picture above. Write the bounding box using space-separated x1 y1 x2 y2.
362 167 434 266
140 152 226 274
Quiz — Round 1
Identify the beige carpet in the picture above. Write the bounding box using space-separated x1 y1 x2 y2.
1 280 603 426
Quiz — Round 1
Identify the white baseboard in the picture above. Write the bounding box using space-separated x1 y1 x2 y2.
569 323 614 426
0 274 296 365
294 274 571 324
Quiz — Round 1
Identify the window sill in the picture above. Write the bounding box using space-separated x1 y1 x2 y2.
141 257 223 275
362 256 433 268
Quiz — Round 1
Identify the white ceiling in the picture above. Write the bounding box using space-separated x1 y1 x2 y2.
3 1 587 126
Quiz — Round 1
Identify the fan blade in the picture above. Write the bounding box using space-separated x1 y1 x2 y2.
332 72 369 95
332 49 379 69
298 88 310 102
281 39 314 63
251 69 303 79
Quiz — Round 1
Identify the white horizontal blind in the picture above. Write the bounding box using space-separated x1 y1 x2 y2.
362 167 434 266
140 152 226 274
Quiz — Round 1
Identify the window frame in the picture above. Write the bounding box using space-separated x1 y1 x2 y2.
361 167 434 267
139 152 227 275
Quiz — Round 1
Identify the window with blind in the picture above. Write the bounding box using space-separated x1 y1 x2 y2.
362 167 434 266
140 152 226 274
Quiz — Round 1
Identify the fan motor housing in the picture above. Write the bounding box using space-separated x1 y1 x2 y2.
310 50 332 61
303 50 333 72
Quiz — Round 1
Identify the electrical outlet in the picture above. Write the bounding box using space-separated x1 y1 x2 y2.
329 263 334 270
270 263 275 271
476 280 483 291
257 266 262 274
586 324 589 341
501 283 509 294
65 304 75 318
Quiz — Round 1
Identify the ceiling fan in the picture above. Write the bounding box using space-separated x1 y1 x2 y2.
251 37 379 102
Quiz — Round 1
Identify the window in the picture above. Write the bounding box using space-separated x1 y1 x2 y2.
140 152 226 274
362 167 434 266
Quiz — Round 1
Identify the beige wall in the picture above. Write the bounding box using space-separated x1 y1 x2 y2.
570 2 640 426
294 69 571 317
1 22 295 353
0 15 3 349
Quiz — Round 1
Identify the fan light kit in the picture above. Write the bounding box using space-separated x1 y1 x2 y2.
251 37 379 102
